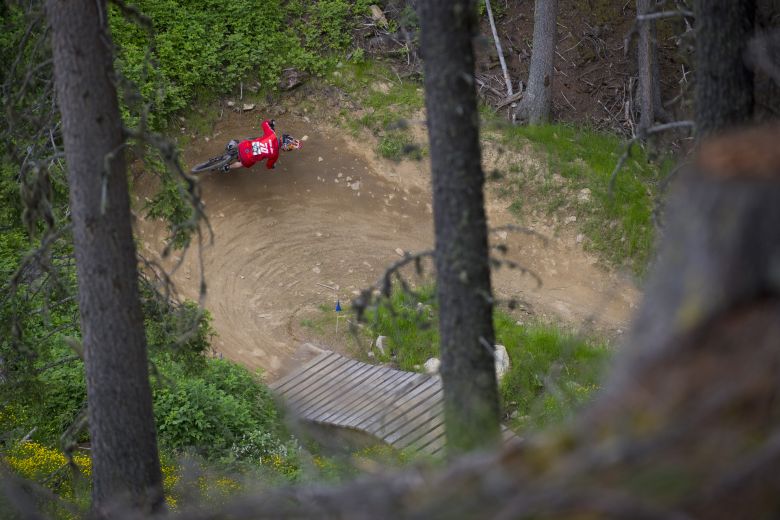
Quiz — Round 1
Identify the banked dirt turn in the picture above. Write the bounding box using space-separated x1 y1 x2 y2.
137 110 638 381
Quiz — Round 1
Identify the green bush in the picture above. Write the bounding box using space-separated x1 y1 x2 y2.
108 0 373 129
153 358 295 463
154 376 256 454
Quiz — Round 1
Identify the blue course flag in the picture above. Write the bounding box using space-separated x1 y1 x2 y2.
336 300 342 312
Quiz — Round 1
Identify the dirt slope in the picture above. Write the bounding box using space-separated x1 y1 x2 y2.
137 110 638 381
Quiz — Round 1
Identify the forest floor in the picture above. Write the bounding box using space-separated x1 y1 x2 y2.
135 87 639 382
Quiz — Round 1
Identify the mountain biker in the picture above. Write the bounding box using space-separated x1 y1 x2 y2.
221 119 296 172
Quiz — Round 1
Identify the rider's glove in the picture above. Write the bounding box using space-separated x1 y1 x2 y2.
269 119 276 131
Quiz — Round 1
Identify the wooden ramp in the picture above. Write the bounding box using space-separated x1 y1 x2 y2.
270 350 518 456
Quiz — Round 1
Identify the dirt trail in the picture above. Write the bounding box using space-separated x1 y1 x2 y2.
137 110 638 382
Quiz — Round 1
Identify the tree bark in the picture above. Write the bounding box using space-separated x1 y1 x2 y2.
46 0 164 514
636 0 657 133
694 0 756 136
417 0 501 454
513 0 558 125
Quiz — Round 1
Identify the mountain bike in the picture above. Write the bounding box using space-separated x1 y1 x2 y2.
190 133 302 173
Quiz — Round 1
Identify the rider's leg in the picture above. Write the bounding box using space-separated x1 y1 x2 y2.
221 160 243 173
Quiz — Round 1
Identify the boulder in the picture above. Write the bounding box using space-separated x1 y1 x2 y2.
494 344 511 381
369 5 389 28
279 68 309 91
424 357 440 375
374 335 388 356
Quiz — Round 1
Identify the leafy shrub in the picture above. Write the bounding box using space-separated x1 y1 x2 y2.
108 0 373 129
152 358 293 464
3 441 91 502
154 377 256 454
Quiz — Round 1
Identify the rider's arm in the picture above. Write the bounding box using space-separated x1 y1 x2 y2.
261 120 275 139
265 153 277 169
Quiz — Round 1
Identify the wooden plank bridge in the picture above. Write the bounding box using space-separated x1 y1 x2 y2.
270 350 517 456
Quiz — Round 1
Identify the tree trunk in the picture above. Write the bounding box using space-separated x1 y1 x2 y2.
417 0 501 454
636 0 657 133
513 0 558 125
694 0 756 136
47 0 164 514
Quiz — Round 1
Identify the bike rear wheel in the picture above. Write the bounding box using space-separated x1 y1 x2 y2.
190 151 237 173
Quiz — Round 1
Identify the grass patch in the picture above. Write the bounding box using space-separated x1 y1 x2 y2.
326 61 426 161
378 131 424 161
486 121 668 276
333 286 610 434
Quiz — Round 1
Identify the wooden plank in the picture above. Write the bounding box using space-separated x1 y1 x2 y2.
381 389 443 438
425 437 447 456
360 376 440 432
284 357 349 409
330 371 419 427
339 372 423 428
502 426 518 441
339 371 424 428
315 366 403 424
294 361 377 417
407 422 445 453
287 358 366 416
395 415 444 448
284 357 357 409
282 355 354 401
304 364 392 420
272 351 342 395
313 366 398 421
345 373 430 429
385 399 444 446
370 386 443 440
361 377 441 434
270 350 334 391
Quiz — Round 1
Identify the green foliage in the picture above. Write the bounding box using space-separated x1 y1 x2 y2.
108 0 373 129
287 0 372 56
152 358 298 469
490 122 666 275
327 61 427 161
377 131 423 161
142 170 197 248
492 313 609 430
478 0 508 19
365 286 439 369
154 370 256 454
144 293 214 371
110 0 292 128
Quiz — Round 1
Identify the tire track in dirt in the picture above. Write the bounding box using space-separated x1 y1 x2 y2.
138 113 433 380
137 110 639 382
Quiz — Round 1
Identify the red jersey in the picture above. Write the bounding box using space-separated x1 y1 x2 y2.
237 120 279 169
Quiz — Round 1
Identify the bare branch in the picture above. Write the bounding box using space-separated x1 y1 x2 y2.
636 9 694 22
609 121 694 194
484 0 513 96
